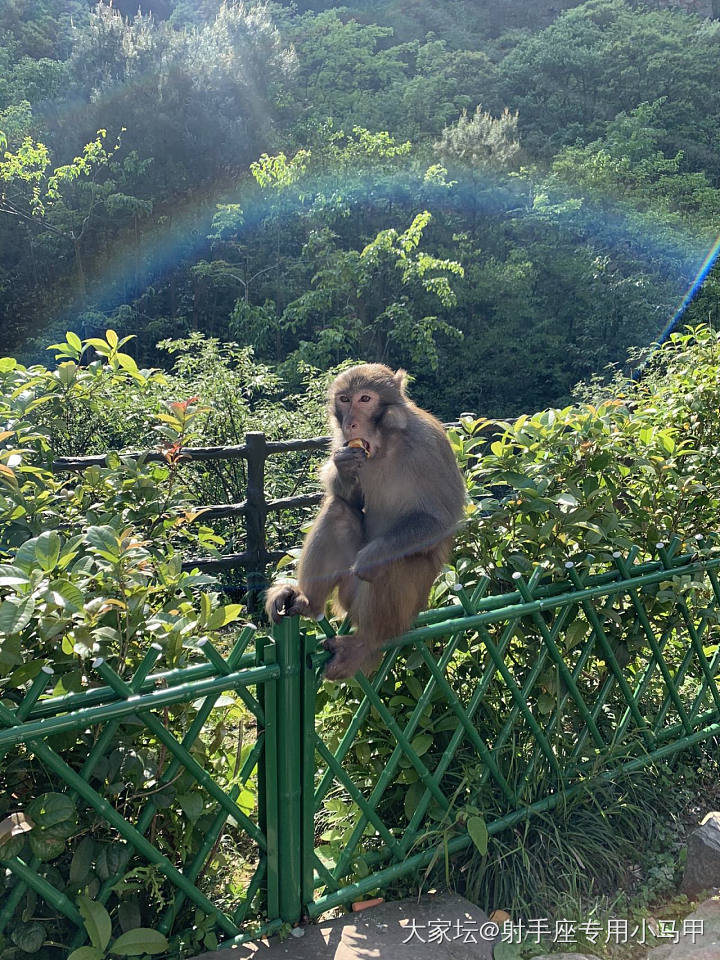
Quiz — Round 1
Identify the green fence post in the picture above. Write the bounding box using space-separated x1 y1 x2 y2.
301 628 318 913
245 432 268 613
273 616 303 924
258 632 279 921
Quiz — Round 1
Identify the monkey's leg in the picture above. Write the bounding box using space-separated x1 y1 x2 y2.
324 553 438 680
266 497 363 622
335 568 361 615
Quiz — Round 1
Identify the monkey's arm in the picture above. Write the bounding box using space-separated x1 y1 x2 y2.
324 446 366 511
352 511 453 580
295 495 364 610
266 494 364 622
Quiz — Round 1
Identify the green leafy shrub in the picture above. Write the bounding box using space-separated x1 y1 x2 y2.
0 333 252 955
453 324 720 584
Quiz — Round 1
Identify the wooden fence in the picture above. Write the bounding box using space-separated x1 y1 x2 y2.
53 424 460 606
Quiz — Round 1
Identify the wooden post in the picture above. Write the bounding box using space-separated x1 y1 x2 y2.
245 432 268 612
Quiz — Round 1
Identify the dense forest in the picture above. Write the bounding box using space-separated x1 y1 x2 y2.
1 0 720 418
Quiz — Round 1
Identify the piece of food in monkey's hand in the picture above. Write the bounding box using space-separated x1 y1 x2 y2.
344 438 370 456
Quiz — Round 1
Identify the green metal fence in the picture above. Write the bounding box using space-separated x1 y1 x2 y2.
1 537 720 950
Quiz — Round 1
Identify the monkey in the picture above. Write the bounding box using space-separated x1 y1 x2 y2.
265 364 466 680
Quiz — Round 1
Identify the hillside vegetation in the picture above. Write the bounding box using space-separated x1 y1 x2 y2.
1 0 719 418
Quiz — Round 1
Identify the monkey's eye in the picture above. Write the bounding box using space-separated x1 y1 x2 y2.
338 395 350 403
359 395 371 402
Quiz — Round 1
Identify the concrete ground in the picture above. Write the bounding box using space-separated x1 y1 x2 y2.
191 893 495 960
192 893 720 960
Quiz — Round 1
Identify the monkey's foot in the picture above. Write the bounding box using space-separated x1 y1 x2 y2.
323 636 377 681
265 584 311 623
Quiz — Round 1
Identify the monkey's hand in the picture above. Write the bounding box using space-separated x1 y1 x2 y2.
352 540 388 582
332 445 366 481
265 584 311 623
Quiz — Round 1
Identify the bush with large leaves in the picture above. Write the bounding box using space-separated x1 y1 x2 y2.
0 333 266 956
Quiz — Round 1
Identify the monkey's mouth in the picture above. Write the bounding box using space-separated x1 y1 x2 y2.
344 438 371 456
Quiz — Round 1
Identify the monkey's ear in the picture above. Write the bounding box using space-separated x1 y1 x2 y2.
382 403 409 430
393 368 408 395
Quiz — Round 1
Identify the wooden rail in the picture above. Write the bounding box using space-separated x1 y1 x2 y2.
51 423 464 603
51 432 330 606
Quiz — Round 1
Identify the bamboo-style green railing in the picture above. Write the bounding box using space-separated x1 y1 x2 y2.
1 536 720 948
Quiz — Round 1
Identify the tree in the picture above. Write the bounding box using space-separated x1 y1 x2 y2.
0 129 148 340
231 212 463 373
62 3 294 190
436 105 521 172
497 0 720 176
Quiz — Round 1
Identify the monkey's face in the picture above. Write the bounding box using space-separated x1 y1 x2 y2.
335 388 383 455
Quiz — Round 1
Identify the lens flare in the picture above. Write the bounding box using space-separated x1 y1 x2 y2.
656 233 720 346
629 231 720 380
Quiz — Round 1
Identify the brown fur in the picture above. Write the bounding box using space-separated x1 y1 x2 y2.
265 364 466 679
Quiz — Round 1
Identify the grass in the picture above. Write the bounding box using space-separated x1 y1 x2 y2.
378 746 720 959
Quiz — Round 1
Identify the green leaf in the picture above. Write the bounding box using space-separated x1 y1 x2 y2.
58 361 78 386
67 948 104 960
70 837 96 884
116 352 142 380
29 832 66 860
177 792 204 822
0 634 23 673
404 780 424 821
77 894 112 951
355 742 371 765
658 431 676 454
0 564 31 586
27 793 77 833
46 578 85 611
538 692 555 715
467 815 488 855
118 899 142 933
206 603 243 630
84 338 111 356
26 792 76 858
105 328 118 348
497 471 537 489
35 530 61 571
0 597 36 634
66 331 83 351
12 921 45 954
14 538 41 572
565 619 590 651
410 733 434 757
95 842 124 882
86 525 120 559
200 591 211 624
111 929 169 956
